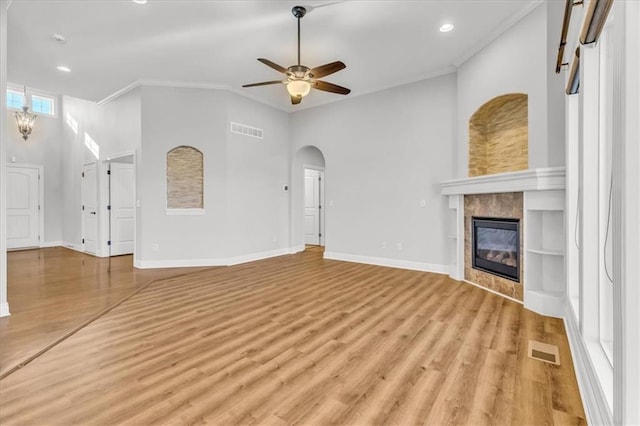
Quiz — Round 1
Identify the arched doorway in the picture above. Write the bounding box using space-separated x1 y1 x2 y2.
291 146 326 250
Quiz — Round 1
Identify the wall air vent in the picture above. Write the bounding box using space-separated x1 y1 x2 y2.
230 122 263 139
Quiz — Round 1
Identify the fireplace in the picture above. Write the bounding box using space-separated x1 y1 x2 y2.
472 217 520 282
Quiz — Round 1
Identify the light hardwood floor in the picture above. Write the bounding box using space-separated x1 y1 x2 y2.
0 247 205 377
0 246 585 425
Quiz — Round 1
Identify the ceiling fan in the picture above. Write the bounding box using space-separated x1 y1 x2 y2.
242 5 350 105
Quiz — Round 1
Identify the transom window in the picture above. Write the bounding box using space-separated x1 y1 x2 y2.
6 88 57 117
31 95 55 116
6 90 25 109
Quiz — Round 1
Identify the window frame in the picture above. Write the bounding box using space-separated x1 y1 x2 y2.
6 89 25 111
5 87 58 118
30 94 56 117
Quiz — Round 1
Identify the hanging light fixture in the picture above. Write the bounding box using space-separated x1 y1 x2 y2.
15 86 36 141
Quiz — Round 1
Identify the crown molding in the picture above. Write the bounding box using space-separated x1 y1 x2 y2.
96 81 141 106
290 66 457 113
453 0 544 68
97 65 456 113
97 79 289 112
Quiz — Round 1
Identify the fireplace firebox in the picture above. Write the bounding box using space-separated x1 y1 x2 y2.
472 217 520 282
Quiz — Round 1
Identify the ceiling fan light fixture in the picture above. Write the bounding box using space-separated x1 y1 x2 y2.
287 79 311 98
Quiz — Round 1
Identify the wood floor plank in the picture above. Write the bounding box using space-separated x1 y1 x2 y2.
0 247 586 425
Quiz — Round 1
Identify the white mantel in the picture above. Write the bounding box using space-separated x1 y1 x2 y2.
441 167 565 196
441 166 567 318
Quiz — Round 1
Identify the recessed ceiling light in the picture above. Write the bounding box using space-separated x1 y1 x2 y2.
132 0 147 4
440 23 454 33
57 66 71 72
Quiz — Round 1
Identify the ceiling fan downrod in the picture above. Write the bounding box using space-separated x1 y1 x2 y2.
292 6 306 66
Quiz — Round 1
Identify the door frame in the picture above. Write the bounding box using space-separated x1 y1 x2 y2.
303 164 325 247
6 163 44 249
81 161 98 255
101 152 136 259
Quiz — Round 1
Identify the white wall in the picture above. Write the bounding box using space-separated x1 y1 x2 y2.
457 2 565 178
5 94 63 243
290 74 456 271
225 92 290 257
545 0 567 167
101 88 141 159
60 89 141 250
60 95 103 247
136 86 290 265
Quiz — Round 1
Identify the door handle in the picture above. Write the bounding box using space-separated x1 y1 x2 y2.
90 212 96 215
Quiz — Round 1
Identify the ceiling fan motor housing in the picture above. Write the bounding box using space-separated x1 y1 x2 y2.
287 65 310 79
291 6 307 18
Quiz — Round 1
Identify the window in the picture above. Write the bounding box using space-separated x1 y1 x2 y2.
6 89 56 117
31 95 55 116
6 90 24 110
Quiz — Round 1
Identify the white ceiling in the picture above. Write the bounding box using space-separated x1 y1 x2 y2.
7 0 540 111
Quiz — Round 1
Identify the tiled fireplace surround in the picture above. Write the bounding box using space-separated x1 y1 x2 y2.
464 192 523 301
441 167 566 318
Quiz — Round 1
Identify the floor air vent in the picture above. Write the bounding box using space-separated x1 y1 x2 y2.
230 122 263 139
528 340 560 365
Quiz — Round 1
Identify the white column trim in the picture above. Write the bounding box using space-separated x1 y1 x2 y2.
0 0 10 318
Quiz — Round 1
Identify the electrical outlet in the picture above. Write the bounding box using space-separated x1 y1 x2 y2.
152 243 159 251
382 241 387 249
420 199 426 207
272 235 278 243
397 243 403 250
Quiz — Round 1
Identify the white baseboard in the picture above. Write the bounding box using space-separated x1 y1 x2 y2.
322 251 448 275
289 244 305 254
563 302 613 425
226 248 293 266
134 258 226 269
0 302 10 318
61 241 85 253
134 247 298 269
40 240 62 248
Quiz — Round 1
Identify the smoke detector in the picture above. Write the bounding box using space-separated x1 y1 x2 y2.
53 33 66 44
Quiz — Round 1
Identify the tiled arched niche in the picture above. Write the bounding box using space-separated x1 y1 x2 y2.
167 146 204 209
468 93 528 177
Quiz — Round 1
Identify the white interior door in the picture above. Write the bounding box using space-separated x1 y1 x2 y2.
109 162 135 256
6 165 40 249
82 163 98 254
304 168 324 246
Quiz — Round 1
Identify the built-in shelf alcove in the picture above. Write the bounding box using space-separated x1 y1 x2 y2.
469 93 528 177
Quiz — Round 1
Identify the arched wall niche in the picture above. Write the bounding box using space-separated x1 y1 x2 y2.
166 145 204 209
468 93 528 177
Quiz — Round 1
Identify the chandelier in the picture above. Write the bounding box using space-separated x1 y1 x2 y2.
15 86 36 141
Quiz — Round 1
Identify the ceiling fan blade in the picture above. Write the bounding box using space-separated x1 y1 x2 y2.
242 80 284 88
309 61 346 79
257 58 287 74
291 95 302 105
312 80 351 95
